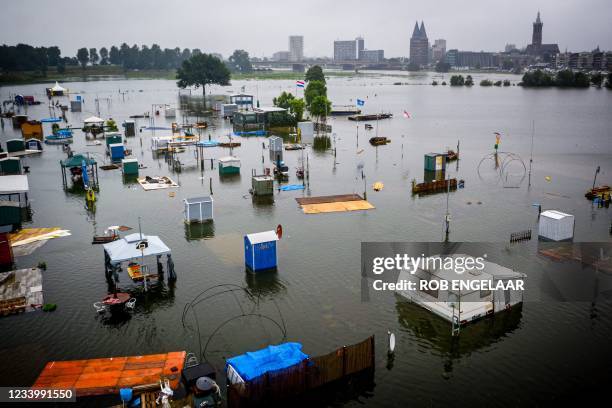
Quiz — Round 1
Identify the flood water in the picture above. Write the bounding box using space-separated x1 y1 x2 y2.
1 71 611 407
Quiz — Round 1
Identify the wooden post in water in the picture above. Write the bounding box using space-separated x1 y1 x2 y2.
209 177 213 195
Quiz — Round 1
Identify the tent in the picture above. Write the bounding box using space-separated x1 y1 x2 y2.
51 82 66 93
226 343 309 383
84 116 104 124
103 233 171 264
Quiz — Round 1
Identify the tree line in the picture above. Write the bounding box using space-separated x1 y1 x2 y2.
521 69 611 88
1 43 255 74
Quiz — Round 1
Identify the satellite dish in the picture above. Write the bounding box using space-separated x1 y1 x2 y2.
276 224 283 239
388 331 396 354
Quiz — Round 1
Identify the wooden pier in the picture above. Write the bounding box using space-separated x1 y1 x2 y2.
412 178 458 195
348 113 393 121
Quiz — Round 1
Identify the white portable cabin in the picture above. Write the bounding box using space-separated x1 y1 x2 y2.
221 104 238 118
395 254 526 326
0 175 29 208
151 136 174 151
184 196 214 223
538 210 574 241
269 136 283 152
165 107 176 118
298 122 314 144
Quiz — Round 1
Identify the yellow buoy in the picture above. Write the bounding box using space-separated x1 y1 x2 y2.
373 182 384 191
545 176 551 182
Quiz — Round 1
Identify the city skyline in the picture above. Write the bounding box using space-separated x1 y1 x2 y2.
1 0 611 58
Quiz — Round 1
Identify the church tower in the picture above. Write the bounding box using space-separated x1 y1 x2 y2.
532 11 543 47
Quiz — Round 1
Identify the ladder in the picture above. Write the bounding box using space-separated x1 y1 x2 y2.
451 304 460 336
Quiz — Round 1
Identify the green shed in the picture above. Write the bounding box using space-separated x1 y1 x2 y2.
251 175 274 196
0 157 21 175
6 139 25 153
105 132 123 146
122 158 139 176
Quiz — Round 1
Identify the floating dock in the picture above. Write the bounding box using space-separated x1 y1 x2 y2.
412 178 458 195
0 268 43 316
296 194 374 214
348 113 393 121
32 351 186 397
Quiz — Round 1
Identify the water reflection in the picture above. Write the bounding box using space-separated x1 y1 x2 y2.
251 194 275 207
395 295 522 376
245 270 286 297
313 136 331 153
184 221 215 241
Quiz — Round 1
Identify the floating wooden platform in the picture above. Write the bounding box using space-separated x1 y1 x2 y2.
32 351 186 397
296 194 374 214
348 113 393 121
412 178 458 195
0 268 43 316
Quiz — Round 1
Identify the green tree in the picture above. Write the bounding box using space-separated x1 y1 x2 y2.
503 79 511 86
573 71 590 88
109 46 121 65
304 80 327 108
228 49 252 73
176 53 231 101
555 70 575 87
450 75 464 86
606 72 612 89
465 75 474 86
99 47 109 65
480 79 493 86
47 46 61 66
305 65 325 82
309 95 332 123
590 72 603 87
89 48 99 65
289 98 305 122
521 70 554 87
273 91 295 109
76 47 89 69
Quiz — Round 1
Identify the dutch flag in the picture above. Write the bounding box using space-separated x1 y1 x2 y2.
296 80 305 88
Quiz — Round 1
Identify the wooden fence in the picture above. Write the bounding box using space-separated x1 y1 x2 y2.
227 335 375 408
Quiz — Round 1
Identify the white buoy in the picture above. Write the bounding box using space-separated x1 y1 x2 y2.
387 331 396 355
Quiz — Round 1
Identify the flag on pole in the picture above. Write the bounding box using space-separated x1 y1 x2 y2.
296 80 305 88
356 99 365 106
403 110 411 118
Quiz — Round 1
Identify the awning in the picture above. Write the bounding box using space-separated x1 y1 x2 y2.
84 116 104 124
60 154 96 168
103 233 171 263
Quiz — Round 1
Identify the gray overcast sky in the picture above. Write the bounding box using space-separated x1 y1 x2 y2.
2 0 611 58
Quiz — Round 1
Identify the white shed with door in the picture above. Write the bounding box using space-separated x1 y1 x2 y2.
184 196 214 223
538 210 574 241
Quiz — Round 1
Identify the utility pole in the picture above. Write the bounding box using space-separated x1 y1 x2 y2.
444 169 451 242
528 120 534 189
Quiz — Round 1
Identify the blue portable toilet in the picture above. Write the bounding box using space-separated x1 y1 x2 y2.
244 230 278 272
109 143 125 163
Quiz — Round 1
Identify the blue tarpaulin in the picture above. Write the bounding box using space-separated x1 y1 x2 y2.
196 140 219 147
226 343 309 381
41 117 62 123
279 184 305 191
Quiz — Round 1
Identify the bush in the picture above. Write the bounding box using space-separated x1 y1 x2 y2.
494 80 502 86
480 79 493 86
465 75 474 86
431 80 438 86
503 80 511 86
450 75 464 86
441 81 447 86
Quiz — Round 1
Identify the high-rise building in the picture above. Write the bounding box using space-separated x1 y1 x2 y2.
334 40 357 61
432 39 446 62
410 21 429 67
289 35 304 62
356 37 365 59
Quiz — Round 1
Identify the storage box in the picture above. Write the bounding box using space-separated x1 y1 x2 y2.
184 196 214 223
244 231 278 272
109 143 125 162
424 153 447 172
252 175 274 196
538 210 574 241
124 120 135 137
122 158 139 176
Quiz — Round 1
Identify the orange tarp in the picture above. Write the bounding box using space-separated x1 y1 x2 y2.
32 351 185 397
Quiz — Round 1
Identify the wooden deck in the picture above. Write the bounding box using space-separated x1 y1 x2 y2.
295 194 374 214
32 351 186 397
0 268 43 315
